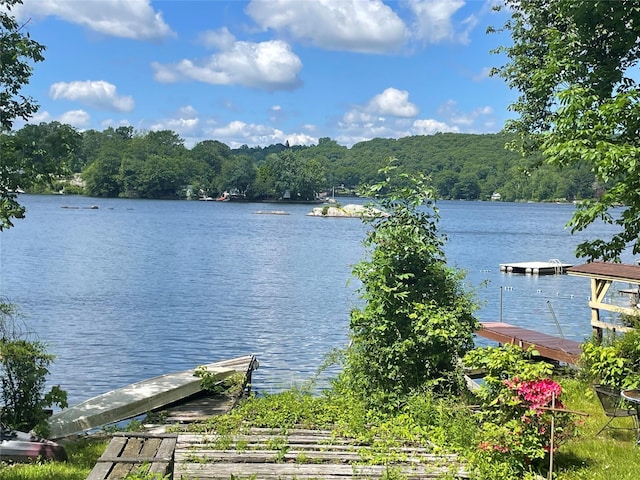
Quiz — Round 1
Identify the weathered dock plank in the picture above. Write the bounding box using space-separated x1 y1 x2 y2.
173 428 468 479
86 433 177 480
477 322 581 364
177 462 462 479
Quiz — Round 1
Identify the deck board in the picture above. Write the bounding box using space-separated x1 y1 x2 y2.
477 322 581 364
173 427 468 479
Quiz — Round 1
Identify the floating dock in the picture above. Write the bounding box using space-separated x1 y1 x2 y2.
476 322 581 365
500 260 572 275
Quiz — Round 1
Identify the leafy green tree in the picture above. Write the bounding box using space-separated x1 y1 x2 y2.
263 151 326 201
219 155 256 197
190 139 230 173
452 173 481 200
189 140 231 196
493 0 640 260
252 162 277 200
0 0 44 131
0 301 67 435
1 0 67 229
139 154 182 198
13 121 80 178
118 155 144 197
338 162 479 410
83 151 121 197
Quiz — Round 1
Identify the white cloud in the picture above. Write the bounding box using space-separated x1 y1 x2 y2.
412 118 459 135
287 133 317 146
334 87 422 145
437 100 494 127
150 106 199 135
29 110 52 124
407 0 467 44
20 109 89 129
340 88 418 131
17 0 175 41
58 109 91 128
473 66 494 82
101 119 132 129
152 40 302 91
49 80 134 112
205 120 316 149
367 88 419 117
246 0 407 54
198 27 236 50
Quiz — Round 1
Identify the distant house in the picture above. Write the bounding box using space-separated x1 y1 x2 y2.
491 192 502 201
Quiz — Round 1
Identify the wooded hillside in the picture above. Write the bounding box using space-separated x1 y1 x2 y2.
2 124 598 202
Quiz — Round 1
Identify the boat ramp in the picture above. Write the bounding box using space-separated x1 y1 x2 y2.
48 355 258 440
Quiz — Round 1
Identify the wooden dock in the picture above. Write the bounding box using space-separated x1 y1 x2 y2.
87 432 177 480
174 428 469 479
500 260 572 275
49 355 258 439
476 322 582 365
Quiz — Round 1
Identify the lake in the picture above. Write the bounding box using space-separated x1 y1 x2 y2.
0 195 635 405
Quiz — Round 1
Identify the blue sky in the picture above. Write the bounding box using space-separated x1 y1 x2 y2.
12 0 514 148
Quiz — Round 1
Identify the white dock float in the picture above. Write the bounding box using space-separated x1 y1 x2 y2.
500 260 572 275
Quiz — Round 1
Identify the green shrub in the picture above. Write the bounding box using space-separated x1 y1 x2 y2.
338 162 479 411
579 328 640 390
0 301 67 435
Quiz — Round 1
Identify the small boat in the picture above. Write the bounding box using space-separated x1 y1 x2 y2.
46 355 258 439
0 424 67 462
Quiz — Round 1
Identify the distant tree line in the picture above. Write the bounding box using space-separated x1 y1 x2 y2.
1 123 600 202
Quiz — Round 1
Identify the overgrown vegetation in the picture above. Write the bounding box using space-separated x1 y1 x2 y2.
579 327 640 391
0 301 67 436
334 163 479 410
464 345 582 478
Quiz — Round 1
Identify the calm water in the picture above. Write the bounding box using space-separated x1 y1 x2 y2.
0 195 635 405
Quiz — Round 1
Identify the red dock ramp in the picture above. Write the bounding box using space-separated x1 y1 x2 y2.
477 322 582 365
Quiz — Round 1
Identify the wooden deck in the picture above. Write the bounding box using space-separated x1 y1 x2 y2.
567 261 640 340
173 428 469 479
477 322 582 365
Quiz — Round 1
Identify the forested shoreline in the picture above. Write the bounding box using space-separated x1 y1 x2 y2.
3 122 598 203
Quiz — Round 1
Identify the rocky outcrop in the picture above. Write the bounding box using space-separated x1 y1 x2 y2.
307 203 388 218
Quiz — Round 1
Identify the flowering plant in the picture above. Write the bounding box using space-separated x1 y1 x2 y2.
464 345 580 474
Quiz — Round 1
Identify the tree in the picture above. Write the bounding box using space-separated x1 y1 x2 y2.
219 155 256 196
263 151 326 201
493 0 640 260
0 0 52 230
337 162 479 410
